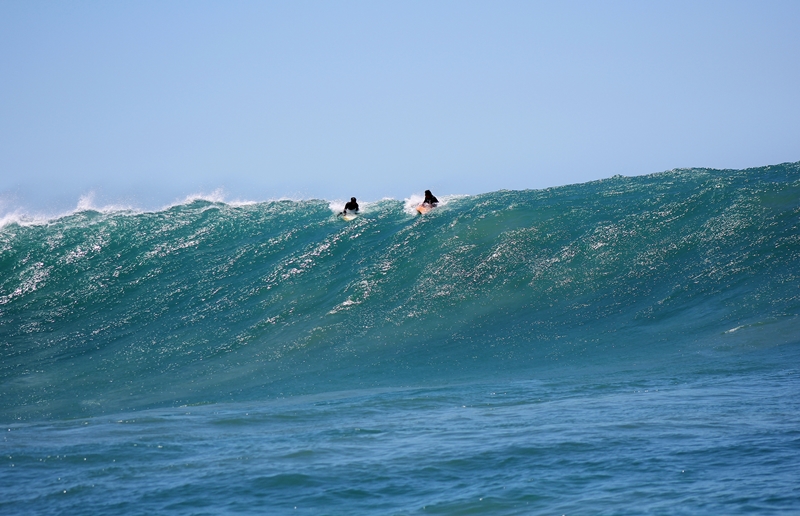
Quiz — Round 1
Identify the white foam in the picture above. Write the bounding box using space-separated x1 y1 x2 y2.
0 190 302 228
329 200 347 214
173 188 228 206
725 325 745 334
402 192 466 215
75 191 137 214
328 198 383 215
168 189 296 210
0 207 73 229
0 189 471 229
0 210 27 228
0 190 141 228
403 193 426 214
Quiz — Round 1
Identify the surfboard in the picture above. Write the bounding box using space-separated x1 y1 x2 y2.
342 212 358 221
416 204 434 214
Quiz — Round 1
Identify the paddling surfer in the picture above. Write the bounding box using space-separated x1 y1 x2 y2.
422 190 439 207
342 197 359 215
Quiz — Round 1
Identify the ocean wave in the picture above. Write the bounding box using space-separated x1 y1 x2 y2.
2 162 799 420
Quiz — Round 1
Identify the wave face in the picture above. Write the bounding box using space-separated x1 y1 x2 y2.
2 163 799 420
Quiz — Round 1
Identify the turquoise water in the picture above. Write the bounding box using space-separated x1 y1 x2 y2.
2 163 800 514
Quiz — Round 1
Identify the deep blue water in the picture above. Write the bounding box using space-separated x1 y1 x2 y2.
2 163 799 514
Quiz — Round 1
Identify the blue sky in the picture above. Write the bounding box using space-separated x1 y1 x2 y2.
1 0 798 212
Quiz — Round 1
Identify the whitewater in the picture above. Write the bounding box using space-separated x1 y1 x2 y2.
2 163 799 515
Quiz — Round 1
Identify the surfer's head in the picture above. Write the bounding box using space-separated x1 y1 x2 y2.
425 190 431 195
351 197 356 202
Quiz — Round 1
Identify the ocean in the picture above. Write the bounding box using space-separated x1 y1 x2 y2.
2 163 799 515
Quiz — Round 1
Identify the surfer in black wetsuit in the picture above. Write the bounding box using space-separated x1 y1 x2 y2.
423 190 439 207
342 197 359 214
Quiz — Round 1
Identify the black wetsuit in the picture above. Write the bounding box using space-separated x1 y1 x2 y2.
343 200 359 213
423 194 439 206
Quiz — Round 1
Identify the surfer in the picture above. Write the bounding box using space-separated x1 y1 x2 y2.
342 197 359 215
422 190 439 207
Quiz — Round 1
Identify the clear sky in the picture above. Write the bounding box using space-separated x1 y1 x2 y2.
1 0 798 213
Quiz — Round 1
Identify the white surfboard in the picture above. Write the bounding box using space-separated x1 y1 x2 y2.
341 212 358 221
